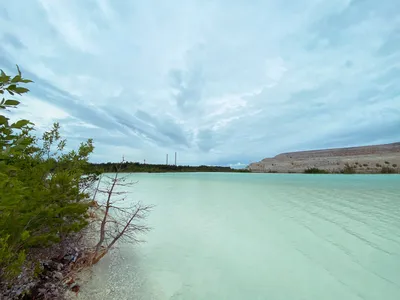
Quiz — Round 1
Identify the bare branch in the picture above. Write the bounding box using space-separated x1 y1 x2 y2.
90 158 153 265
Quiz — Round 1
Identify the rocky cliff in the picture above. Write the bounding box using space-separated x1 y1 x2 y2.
248 142 400 173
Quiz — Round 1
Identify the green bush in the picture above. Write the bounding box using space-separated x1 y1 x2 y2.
304 167 329 174
341 163 356 174
381 166 396 174
0 66 98 279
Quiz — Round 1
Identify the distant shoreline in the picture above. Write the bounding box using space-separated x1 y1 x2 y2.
88 162 250 174
249 142 400 174
90 168 400 175
88 162 400 175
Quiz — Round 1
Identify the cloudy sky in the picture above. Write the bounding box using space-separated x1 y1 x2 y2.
0 0 399 166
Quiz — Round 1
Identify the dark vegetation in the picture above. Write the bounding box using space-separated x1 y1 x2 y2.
267 170 278 173
0 67 99 298
88 162 250 173
380 166 397 174
304 167 330 174
302 163 399 174
341 163 356 174
0 67 97 280
0 67 151 299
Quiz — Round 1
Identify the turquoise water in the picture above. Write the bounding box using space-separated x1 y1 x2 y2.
79 173 400 300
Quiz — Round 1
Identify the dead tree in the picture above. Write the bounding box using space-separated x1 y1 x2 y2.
90 160 153 264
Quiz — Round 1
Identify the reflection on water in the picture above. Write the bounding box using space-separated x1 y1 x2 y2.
78 173 400 300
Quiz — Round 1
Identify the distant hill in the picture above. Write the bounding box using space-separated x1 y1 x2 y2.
248 142 400 174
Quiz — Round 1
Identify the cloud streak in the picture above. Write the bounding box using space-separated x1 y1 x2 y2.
0 0 399 165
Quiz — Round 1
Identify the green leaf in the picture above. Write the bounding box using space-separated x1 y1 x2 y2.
13 87 29 95
4 100 20 106
0 115 8 125
7 84 17 91
0 69 10 83
11 75 21 83
21 231 30 241
21 79 33 83
4 165 18 172
0 73 10 83
11 119 30 129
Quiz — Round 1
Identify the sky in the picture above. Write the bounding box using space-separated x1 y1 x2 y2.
0 0 399 167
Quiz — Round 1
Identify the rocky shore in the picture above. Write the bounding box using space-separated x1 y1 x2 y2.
1 238 81 299
0 211 99 300
248 142 400 174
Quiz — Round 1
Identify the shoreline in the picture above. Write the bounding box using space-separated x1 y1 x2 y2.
101 170 400 175
0 207 101 300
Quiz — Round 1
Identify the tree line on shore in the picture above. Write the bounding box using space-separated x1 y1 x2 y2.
88 162 250 173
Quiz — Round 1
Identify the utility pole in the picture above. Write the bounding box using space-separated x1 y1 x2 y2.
166 154 168 165
175 152 177 166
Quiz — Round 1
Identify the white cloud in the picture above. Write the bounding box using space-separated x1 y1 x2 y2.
38 0 100 54
265 57 288 84
0 0 399 165
6 95 70 131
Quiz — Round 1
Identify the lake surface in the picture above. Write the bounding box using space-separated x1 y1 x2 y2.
79 173 400 300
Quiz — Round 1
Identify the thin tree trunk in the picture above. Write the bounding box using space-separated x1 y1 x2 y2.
92 175 102 202
94 172 117 255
